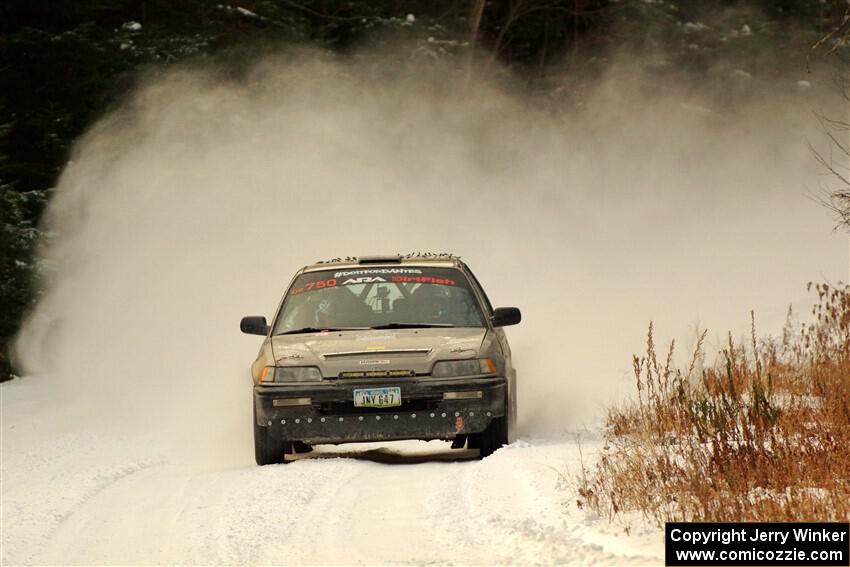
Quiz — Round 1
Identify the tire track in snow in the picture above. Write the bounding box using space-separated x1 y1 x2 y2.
3 383 664 566
283 442 479 565
1 429 164 566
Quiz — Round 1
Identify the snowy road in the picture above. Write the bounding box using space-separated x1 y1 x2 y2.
2 377 662 565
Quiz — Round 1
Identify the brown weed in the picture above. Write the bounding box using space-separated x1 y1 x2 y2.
577 284 850 525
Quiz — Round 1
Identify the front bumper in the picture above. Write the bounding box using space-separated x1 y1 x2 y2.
254 376 506 444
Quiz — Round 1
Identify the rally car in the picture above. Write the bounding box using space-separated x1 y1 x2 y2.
240 253 521 465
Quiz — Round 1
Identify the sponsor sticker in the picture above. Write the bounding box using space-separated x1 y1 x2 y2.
334 268 423 278
390 275 455 286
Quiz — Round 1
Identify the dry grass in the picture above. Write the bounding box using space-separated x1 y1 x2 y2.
577 283 850 525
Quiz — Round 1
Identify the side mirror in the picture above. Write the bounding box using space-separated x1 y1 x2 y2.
240 316 269 336
492 307 521 327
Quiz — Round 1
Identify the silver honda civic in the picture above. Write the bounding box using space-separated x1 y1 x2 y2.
240 253 521 465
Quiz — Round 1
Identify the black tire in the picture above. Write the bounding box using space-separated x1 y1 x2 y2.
254 406 287 466
477 414 508 458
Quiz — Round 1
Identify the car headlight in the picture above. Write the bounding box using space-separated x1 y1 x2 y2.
431 358 496 378
259 366 323 383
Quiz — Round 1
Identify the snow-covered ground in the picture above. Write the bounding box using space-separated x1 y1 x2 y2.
1 375 663 565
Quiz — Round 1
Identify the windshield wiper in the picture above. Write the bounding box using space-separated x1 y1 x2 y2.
369 323 455 330
277 326 368 335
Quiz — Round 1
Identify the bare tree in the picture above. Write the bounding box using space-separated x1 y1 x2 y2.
469 0 486 42
811 7 850 232
811 88 850 229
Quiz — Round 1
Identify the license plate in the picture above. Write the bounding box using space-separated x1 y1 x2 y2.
353 387 401 408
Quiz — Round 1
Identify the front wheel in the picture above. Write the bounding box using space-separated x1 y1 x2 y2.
476 414 509 458
254 407 287 466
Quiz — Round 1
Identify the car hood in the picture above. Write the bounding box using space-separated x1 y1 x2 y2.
269 327 487 378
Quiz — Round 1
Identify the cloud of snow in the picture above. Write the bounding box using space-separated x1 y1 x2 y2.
13 48 846 464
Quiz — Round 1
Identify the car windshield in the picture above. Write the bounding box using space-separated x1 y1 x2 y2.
273 266 485 334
